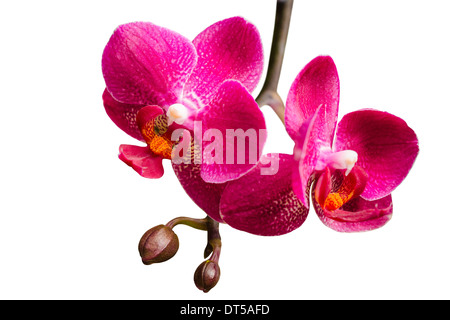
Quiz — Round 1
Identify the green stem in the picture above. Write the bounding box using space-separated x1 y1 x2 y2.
256 0 294 125
166 216 208 230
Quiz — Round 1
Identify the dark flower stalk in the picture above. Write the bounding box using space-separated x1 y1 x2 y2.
256 0 294 124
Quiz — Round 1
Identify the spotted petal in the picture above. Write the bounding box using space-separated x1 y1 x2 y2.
172 162 227 223
183 17 263 107
198 80 266 183
220 153 309 236
102 22 197 107
334 109 419 200
103 89 145 142
285 56 339 144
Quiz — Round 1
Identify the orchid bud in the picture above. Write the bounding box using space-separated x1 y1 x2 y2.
194 260 220 293
138 225 179 265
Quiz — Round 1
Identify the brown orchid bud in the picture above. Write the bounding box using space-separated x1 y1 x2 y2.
138 225 179 265
194 260 220 293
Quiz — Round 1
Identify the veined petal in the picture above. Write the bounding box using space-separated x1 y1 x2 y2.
183 17 263 107
172 162 227 223
285 56 339 144
198 80 266 183
292 104 329 208
102 22 197 107
103 88 145 142
220 154 309 236
119 144 164 179
334 109 419 200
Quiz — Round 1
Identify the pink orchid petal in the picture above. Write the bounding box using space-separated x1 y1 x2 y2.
285 56 339 144
292 104 329 208
220 154 309 236
102 22 197 107
198 80 266 183
183 17 263 107
334 109 419 200
103 89 145 142
172 162 226 223
119 144 164 179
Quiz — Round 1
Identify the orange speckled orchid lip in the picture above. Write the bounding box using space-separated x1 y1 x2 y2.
136 106 177 160
141 114 174 160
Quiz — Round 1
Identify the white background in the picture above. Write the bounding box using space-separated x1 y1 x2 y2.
1 0 449 300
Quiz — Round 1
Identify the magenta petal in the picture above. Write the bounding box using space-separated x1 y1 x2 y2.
285 56 339 144
172 162 226 223
220 154 309 236
199 80 266 183
334 109 419 200
312 188 393 232
103 89 145 142
292 104 329 208
183 17 263 107
119 145 164 179
102 22 197 107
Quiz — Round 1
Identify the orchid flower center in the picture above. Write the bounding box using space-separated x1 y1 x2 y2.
167 104 189 126
314 148 366 212
315 165 368 212
323 170 360 211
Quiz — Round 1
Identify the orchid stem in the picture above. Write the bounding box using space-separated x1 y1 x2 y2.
256 0 294 125
204 217 221 260
166 216 221 260
166 216 208 230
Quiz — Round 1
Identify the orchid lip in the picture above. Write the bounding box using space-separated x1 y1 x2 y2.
137 107 174 160
315 165 368 213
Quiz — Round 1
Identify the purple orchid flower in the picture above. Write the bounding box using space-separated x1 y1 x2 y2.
102 17 266 183
176 55 418 235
